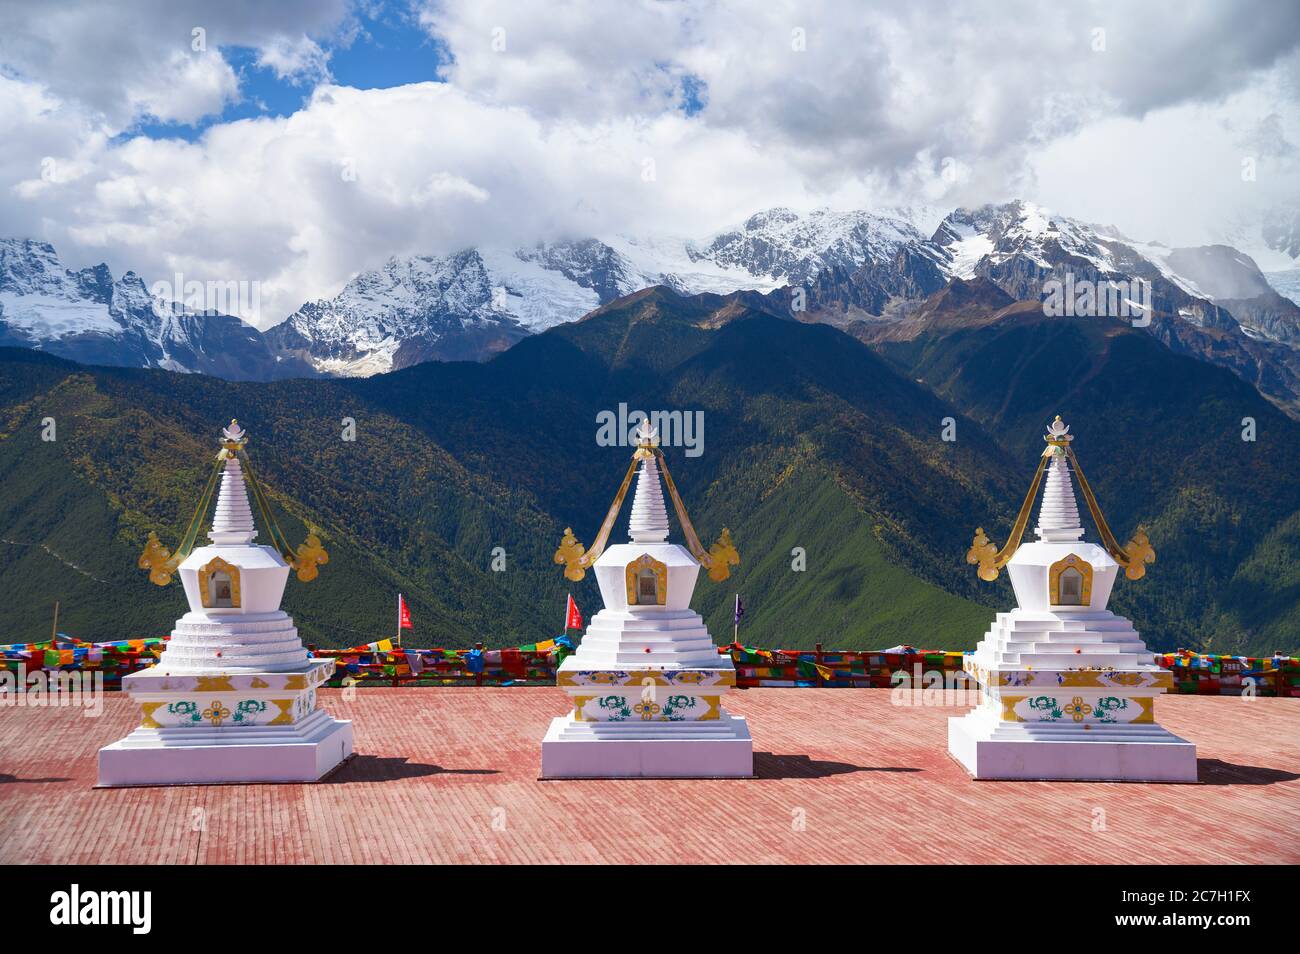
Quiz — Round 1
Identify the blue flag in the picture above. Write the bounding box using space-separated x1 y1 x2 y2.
734 594 745 626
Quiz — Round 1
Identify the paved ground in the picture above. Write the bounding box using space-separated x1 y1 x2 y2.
1 688 1297 864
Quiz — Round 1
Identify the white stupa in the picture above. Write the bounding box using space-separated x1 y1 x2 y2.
542 420 752 778
948 416 1197 781
98 420 353 786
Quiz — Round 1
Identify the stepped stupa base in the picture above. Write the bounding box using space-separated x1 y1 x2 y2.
948 709 1197 782
98 710 353 787
98 658 352 787
541 711 753 778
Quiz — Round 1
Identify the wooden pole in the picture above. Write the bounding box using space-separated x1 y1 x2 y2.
50 600 59 643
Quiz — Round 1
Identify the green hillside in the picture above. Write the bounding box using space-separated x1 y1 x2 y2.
0 350 576 647
877 308 1300 656
688 457 994 648
2 285 1298 654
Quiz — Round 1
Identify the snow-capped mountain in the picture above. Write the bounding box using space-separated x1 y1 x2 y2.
0 239 304 379
265 238 766 376
265 250 540 375
689 207 928 284
1266 269 1300 308
1263 210 1300 261
1219 206 1300 272
923 200 1300 342
6 200 1300 393
268 207 933 375
910 201 1300 412
929 201 1226 323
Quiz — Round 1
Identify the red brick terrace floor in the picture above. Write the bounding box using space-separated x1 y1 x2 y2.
1 688 1297 864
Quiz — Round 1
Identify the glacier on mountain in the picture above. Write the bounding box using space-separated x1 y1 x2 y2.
5 201 1300 379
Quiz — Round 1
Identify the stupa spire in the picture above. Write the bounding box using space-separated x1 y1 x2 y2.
209 420 258 546
628 420 670 543
1035 416 1084 542
553 416 737 583
967 413 1156 583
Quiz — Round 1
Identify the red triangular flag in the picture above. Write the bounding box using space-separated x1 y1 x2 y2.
565 594 583 631
398 594 413 630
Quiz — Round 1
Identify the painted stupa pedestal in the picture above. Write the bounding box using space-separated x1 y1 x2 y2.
542 422 752 778
948 416 1196 782
98 421 352 786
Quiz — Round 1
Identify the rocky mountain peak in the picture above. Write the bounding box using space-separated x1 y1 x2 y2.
5 197 1300 392
0 238 297 380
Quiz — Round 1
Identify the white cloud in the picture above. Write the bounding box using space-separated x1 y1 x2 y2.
1029 62 1300 260
7 80 821 324
123 50 240 125
0 0 352 129
1 0 1298 330
256 35 333 86
420 0 1300 201
419 0 692 117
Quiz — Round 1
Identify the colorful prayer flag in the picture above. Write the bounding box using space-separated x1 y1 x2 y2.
349 638 393 653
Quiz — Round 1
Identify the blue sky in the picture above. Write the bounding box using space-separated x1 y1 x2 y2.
128 5 450 142
122 4 706 144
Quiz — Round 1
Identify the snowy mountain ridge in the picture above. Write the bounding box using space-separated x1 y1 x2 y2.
4 201 1299 381
0 238 306 379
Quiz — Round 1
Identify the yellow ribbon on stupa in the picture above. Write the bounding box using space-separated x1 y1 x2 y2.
554 422 738 583
966 415 1155 582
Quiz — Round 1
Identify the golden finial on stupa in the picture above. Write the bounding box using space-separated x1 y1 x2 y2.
219 418 247 457
633 419 659 459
